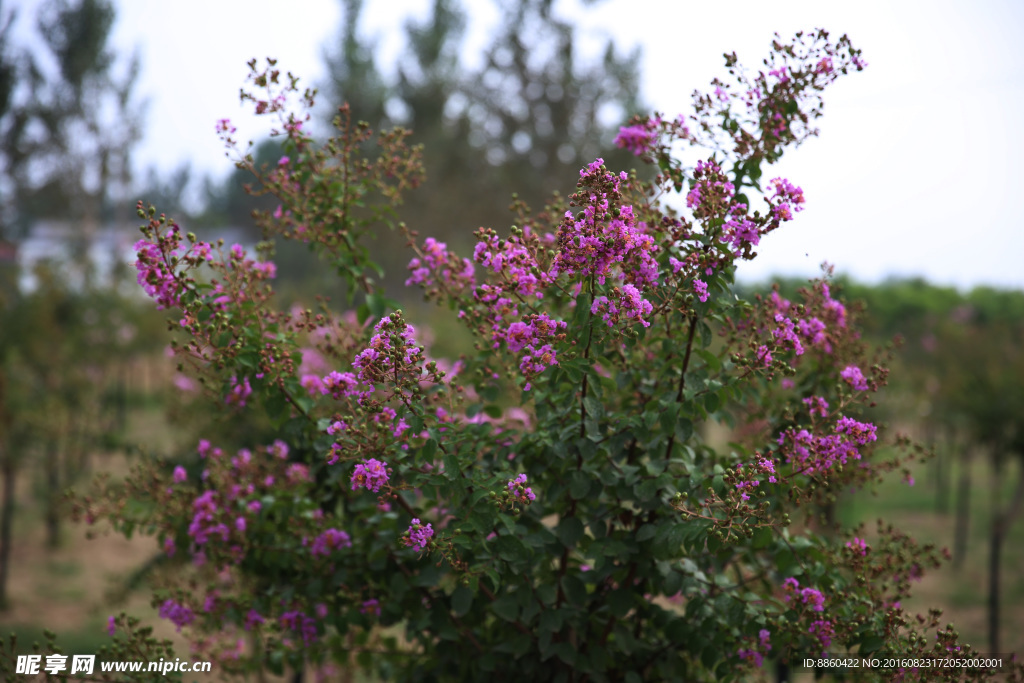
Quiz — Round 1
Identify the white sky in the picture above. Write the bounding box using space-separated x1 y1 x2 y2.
11 0 1024 290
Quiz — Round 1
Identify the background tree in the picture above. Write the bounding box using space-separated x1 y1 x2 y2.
320 0 644 299
0 0 142 252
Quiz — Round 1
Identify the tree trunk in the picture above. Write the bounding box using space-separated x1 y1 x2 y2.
988 516 1002 654
953 452 972 571
935 439 950 515
987 457 1024 655
116 364 126 433
45 436 60 549
0 451 15 610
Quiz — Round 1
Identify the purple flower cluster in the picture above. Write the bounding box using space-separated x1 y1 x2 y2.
553 159 658 290
360 598 381 616
720 216 761 252
352 315 424 390
321 370 361 400
778 414 877 476
768 177 806 223
782 577 826 612
133 231 188 310
846 537 868 556
225 376 252 407
693 278 709 303
507 473 536 503
494 313 568 391
766 282 847 358
373 406 410 439
686 160 736 219
473 232 552 299
403 518 434 552
158 599 195 632
279 610 318 645
591 284 654 328
808 619 835 650
771 314 805 356
733 455 777 501
189 490 229 546
350 459 389 493
244 609 265 631
802 396 829 418
311 528 353 557
835 416 877 445
737 629 772 668
840 365 869 391
406 237 476 293
613 117 659 156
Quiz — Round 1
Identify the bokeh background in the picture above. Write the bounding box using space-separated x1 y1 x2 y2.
0 0 1022 679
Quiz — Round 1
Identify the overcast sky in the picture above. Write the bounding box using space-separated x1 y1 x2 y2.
13 0 1024 290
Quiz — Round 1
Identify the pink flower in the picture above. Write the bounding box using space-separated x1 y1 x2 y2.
846 537 868 556
840 365 868 391
311 528 352 556
403 518 434 552
507 473 537 503
614 121 656 156
693 278 709 303
350 459 389 493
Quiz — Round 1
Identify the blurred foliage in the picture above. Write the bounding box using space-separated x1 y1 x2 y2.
180 0 647 306
323 0 646 300
0 0 142 242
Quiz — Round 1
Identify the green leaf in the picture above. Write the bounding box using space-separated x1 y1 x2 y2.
491 593 520 622
552 642 576 666
451 586 473 617
482 567 500 592
752 526 773 549
635 478 659 500
413 564 442 587
556 517 584 549
675 418 694 443
659 402 680 435
421 438 437 461
608 588 633 618
636 524 657 542
365 292 388 320
442 452 458 481
569 471 592 499
582 395 603 420
693 348 721 372
575 293 592 326
561 574 587 606
859 634 885 654
539 607 564 633
494 535 531 563
265 393 287 421
536 583 557 606
699 321 712 349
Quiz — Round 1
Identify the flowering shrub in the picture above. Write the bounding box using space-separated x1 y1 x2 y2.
63 33 1024 683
